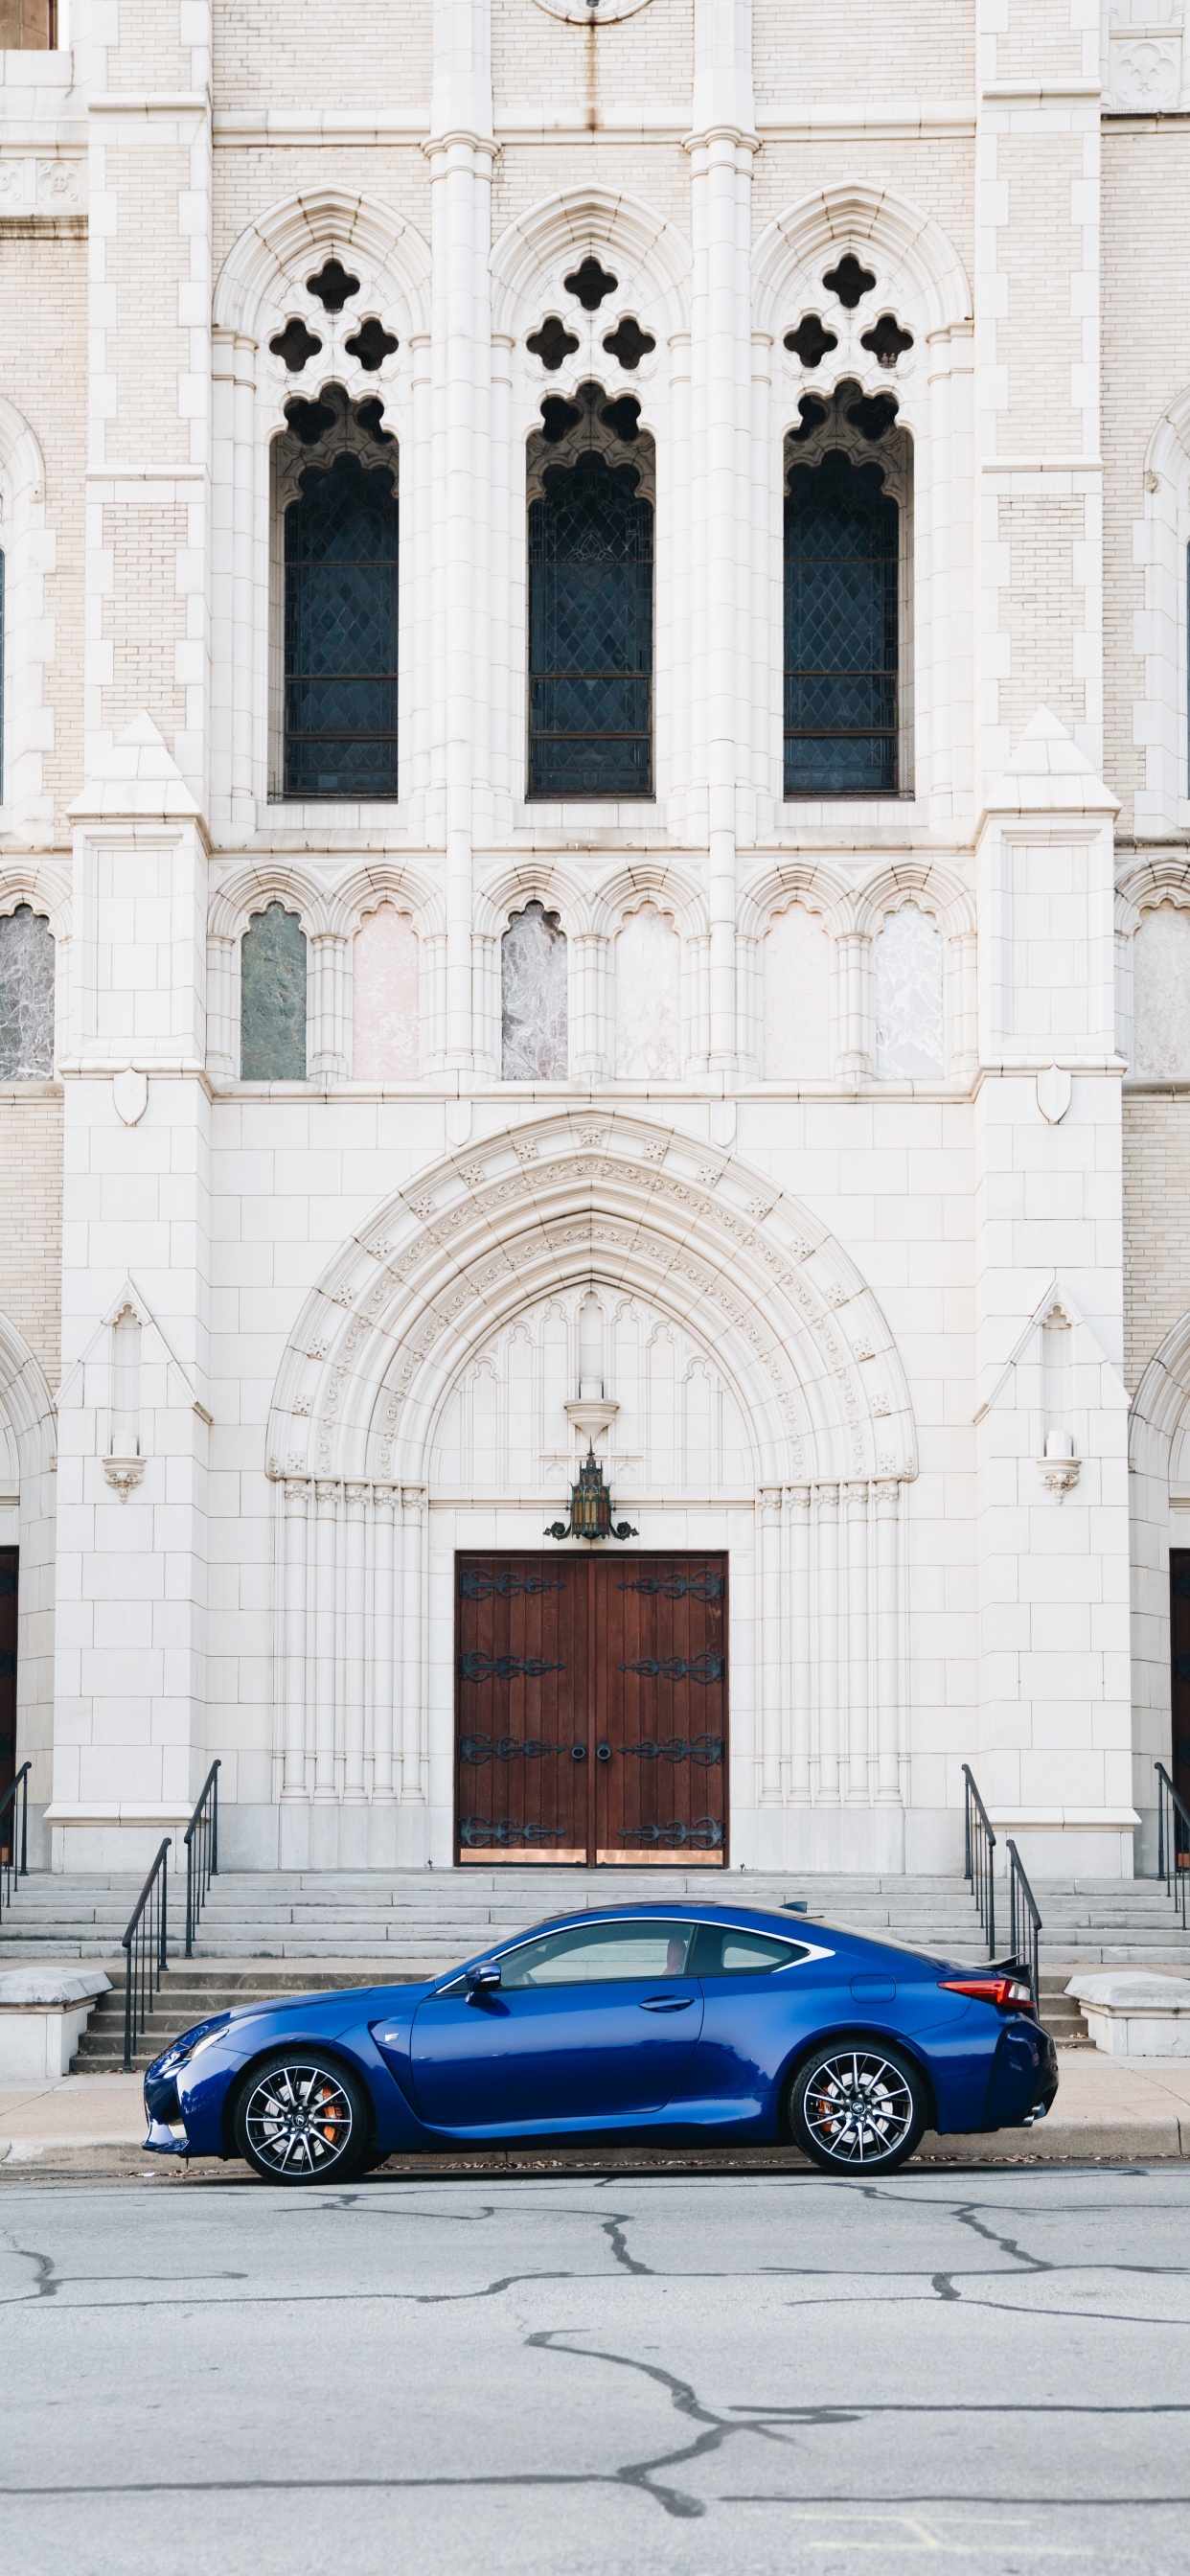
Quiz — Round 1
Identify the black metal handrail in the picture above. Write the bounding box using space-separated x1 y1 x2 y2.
122 1838 171 2072
1156 1761 1190 1930
1006 1837 1042 2007
0 1760 30 1924
184 1759 220 1959
962 1761 996 1959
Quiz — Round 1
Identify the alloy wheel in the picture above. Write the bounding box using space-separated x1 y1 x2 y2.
241 2059 357 2177
800 2048 917 2166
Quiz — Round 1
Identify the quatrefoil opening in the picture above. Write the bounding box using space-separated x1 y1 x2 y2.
527 314 582 371
784 313 839 370
859 311 914 368
602 315 655 369
823 253 877 310
563 254 619 311
269 316 324 372
344 316 400 371
306 258 361 313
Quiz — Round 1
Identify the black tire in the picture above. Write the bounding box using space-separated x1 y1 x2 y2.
233 2051 371 2185
786 2038 927 2174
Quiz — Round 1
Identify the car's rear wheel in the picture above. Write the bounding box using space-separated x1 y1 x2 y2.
234 2052 370 2184
787 2040 927 2174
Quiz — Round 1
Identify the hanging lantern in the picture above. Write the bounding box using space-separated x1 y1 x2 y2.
546 1444 637 1543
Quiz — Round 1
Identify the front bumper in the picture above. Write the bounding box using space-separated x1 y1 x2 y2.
143 2076 189 2156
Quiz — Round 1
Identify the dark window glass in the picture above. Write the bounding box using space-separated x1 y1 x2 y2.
784 448 899 796
691 1925 810 1977
497 1920 695 1987
528 449 652 799
284 452 399 799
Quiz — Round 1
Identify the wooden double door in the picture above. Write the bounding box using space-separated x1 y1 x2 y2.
455 1552 727 1866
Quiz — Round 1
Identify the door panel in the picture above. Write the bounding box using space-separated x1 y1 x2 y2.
594 1557 727 1863
410 1920 705 2128
455 1555 588 1862
454 1552 728 1865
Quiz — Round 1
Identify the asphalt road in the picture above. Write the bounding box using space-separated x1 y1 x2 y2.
1 2165 1187 2575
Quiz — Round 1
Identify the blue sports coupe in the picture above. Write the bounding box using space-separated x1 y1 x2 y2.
142 1903 1058 2181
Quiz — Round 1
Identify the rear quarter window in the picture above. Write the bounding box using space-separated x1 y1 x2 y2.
692 1927 811 1977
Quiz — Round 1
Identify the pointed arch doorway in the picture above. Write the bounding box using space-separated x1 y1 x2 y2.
455 1552 727 1865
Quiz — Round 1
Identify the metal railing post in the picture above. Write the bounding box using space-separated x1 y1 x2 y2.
961 1762 997 1960
183 1760 220 1961
120 1837 172 2073
1156 1762 1190 1930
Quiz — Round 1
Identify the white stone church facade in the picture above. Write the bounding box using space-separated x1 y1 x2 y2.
0 0 1188 1884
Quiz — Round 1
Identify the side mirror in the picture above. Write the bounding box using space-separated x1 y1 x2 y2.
465 1963 501 2002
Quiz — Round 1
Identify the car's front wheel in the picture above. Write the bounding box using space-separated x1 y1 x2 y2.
234 2052 370 2184
786 2040 927 2174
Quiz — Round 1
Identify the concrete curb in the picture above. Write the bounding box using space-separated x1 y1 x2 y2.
0 2116 1185 2182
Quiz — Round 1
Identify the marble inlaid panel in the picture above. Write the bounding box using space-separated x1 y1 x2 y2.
240 901 307 1081
352 904 419 1080
763 905 831 1079
0 905 54 1081
501 901 567 1081
1133 905 1190 1079
875 902 944 1079
614 904 680 1078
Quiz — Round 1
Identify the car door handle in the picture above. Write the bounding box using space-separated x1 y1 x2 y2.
639 1995 695 2012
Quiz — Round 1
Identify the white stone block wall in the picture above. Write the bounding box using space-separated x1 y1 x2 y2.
0 0 1184 1874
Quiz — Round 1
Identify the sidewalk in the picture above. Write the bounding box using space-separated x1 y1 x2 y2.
1 2047 1187 2180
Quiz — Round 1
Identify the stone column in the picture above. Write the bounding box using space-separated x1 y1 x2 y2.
343 1484 368 1804
844 1484 869 1802
400 1484 426 1817
426 0 494 1069
312 1483 338 1803
788 1485 812 1805
814 1484 839 1805
687 0 757 1071
48 1 215 1874
758 1487 782 1805
371 1485 398 1804
282 1479 309 1801
970 0 1131 1881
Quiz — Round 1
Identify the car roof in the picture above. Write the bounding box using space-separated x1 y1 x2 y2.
499 1901 823 1938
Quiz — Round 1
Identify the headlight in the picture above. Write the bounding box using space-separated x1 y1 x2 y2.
149 2013 232 2077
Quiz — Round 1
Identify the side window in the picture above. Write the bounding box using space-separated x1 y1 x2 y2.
874 901 944 1077
498 1920 696 1988
352 902 419 1078
527 382 653 800
614 903 680 1077
501 899 567 1078
272 386 399 802
0 903 54 1078
1133 904 1190 1078
784 388 911 798
240 901 307 1080
690 1926 810 1977
763 903 831 1078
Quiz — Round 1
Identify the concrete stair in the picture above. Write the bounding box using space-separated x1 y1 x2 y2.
69 1963 420 2074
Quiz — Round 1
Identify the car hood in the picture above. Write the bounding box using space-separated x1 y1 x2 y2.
213 1980 436 2033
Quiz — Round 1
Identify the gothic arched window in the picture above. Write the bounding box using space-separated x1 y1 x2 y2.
528 387 653 800
240 901 307 1079
276 388 399 801
0 904 54 1078
784 395 908 797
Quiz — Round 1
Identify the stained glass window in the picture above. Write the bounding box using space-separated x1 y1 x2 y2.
528 450 652 799
784 448 899 796
284 451 399 799
240 902 307 1080
0 905 54 1079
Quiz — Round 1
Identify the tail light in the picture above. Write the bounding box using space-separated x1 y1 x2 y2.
938 1974 1037 2016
